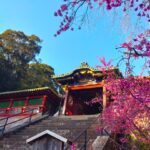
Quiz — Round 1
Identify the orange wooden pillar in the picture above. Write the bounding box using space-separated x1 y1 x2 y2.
102 81 107 110
62 90 69 115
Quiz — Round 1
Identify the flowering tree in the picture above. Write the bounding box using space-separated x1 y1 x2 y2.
100 67 150 145
89 55 150 150
54 0 150 36
54 0 150 149
90 33 150 148
118 31 150 75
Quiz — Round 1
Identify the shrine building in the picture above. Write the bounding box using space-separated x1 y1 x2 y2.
53 62 122 116
0 62 122 150
0 87 63 117
0 62 121 117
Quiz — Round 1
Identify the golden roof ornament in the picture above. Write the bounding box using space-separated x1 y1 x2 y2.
80 62 89 68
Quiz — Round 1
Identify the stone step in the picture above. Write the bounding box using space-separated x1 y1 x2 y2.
16 131 97 138
5 132 97 140
37 123 96 127
0 115 100 150
12 127 98 134
3 145 31 150
40 121 97 125
24 126 96 131
31 119 98 124
5 129 98 139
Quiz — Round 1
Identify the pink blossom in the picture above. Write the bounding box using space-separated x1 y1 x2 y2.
61 4 68 12
55 0 150 36
99 57 107 66
121 42 132 48
57 9 62 16
107 60 112 66
54 12 58 16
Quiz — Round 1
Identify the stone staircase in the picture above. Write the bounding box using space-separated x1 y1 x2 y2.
0 114 102 150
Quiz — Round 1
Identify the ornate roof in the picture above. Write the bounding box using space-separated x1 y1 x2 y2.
53 62 118 79
0 87 62 99
78 62 98 71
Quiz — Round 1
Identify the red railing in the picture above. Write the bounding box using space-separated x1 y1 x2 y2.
0 95 47 116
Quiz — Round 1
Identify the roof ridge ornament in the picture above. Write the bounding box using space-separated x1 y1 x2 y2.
80 62 89 68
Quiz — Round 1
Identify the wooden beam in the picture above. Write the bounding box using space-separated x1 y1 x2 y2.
68 83 104 91
102 85 107 110
62 91 69 115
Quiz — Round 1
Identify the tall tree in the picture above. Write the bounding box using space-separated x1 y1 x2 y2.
20 63 54 89
20 63 64 94
0 29 41 92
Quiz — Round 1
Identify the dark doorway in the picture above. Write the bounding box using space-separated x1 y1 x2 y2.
65 88 103 115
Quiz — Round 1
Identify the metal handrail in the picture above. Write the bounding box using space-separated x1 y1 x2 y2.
64 114 101 150
0 108 37 122
0 108 38 136
64 114 128 150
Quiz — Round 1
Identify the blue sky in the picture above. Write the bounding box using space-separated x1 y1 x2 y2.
0 0 148 75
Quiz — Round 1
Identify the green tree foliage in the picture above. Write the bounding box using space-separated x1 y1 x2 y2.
20 63 64 95
0 29 41 92
20 63 54 89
